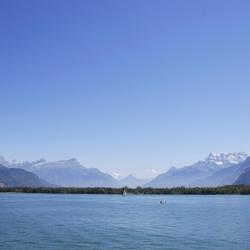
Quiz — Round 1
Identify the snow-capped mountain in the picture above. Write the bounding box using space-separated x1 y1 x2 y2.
206 152 248 166
194 156 250 187
10 158 121 187
1 152 249 188
145 152 248 188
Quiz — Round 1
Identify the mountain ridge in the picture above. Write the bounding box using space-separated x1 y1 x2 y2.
9 158 121 188
1 152 249 188
120 174 152 188
234 167 250 185
0 164 50 187
145 152 249 187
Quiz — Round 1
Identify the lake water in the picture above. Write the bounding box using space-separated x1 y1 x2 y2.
0 194 250 250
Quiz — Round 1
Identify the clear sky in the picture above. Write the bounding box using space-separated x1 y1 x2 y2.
0 0 250 178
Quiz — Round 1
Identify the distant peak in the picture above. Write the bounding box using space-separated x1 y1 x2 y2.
54 158 80 165
67 158 78 163
0 155 10 166
34 159 46 164
126 174 135 178
121 175 143 182
206 152 248 165
112 172 123 180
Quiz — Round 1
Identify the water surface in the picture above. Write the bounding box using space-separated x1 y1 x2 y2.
0 194 249 249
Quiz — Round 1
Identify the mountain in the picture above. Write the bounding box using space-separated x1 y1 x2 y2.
0 164 49 187
120 175 151 188
193 156 250 187
12 158 121 187
0 155 10 167
204 152 248 166
234 167 250 185
145 152 248 188
2 152 249 188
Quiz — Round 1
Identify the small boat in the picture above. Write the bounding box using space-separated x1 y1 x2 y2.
160 200 167 204
123 189 127 196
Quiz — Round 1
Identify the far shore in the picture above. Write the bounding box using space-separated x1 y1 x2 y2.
0 185 250 195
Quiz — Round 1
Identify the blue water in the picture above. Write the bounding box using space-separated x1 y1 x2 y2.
0 194 250 250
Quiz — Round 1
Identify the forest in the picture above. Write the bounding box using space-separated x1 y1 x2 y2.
0 185 250 195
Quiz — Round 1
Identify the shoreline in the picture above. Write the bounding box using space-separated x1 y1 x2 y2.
0 185 250 195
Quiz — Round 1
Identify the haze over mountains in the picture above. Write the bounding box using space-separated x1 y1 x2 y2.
0 152 250 188
12 158 121 188
145 152 249 187
120 175 152 188
0 164 49 187
234 165 250 185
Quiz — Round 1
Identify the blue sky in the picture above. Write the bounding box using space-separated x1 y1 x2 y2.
0 0 250 178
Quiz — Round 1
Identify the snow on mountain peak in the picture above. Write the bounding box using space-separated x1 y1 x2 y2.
206 152 248 166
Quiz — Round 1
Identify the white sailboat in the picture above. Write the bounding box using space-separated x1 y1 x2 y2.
123 189 127 196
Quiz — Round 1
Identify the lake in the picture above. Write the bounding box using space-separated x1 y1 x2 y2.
0 194 250 249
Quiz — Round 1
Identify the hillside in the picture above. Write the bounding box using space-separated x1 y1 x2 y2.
0 164 49 187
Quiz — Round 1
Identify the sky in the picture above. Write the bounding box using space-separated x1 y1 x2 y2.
0 0 250 178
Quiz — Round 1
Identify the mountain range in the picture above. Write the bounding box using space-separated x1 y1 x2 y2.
0 164 49 187
0 152 250 188
144 152 249 187
1 156 152 188
12 158 121 188
119 175 152 188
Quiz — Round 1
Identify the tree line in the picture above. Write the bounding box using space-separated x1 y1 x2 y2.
0 185 250 195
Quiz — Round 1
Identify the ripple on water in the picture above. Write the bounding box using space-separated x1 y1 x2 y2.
0 194 250 250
